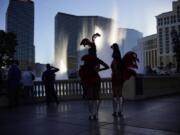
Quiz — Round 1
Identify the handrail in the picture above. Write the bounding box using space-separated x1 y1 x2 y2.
33 78 112 100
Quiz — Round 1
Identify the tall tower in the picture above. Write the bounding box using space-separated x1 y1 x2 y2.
6 0 35 69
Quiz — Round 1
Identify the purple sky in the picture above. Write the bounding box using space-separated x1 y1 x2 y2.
0 0 174 63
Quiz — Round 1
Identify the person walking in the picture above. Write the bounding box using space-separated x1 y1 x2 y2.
42 64 59 106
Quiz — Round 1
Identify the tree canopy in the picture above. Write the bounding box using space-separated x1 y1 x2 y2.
0 30 17 68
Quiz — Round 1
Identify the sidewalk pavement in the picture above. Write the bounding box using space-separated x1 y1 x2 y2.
0 95 180 135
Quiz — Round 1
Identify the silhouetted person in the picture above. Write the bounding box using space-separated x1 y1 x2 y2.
21 66 35 104
79 33 109 120
7 60 21 107
111 43 139 117
80 33 107 67
42 64 59 106
111 43 123 117
79 55 109 120
80 33 100 57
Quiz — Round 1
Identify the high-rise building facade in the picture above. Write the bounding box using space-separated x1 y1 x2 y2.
119 28 143 55
156 0 180 67
6 0 35 69
138 34 158 70
55 12 142 78
55 12 112 78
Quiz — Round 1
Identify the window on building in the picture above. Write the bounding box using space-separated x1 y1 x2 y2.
166 48 169 53
178 25 180 33
159 28 162 33
174 15 177 23
159 28 163 54
165 27 169 36
173 45 175 53
167 17 169 24
144 52 146 66
161 18 163 25
171 16 174 23
177 6 180 22
155 50 157 66
160 48 163 54
171 26 175 31
164 18 167 25
158 18 161 26
177 6 180 13
146 51 148 66
152 50 154 68
178 17 180 22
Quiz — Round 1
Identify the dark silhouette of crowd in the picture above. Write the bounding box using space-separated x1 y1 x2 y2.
2 60 60 108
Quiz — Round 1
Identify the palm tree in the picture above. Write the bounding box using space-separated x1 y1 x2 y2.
171 29 180 73
0 30 17 68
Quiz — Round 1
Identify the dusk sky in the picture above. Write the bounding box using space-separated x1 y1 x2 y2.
0 0 174 63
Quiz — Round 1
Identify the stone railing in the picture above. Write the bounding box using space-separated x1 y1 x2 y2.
1 75 180 107
33 78 112 100
33 74 180 101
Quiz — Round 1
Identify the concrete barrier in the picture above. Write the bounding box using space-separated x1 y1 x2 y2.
123 75 180 100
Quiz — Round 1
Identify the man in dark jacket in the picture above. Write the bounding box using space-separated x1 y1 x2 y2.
42 64 59 105
8 60 21 107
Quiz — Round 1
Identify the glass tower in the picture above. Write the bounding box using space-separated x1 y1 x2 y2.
6 0 35 69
